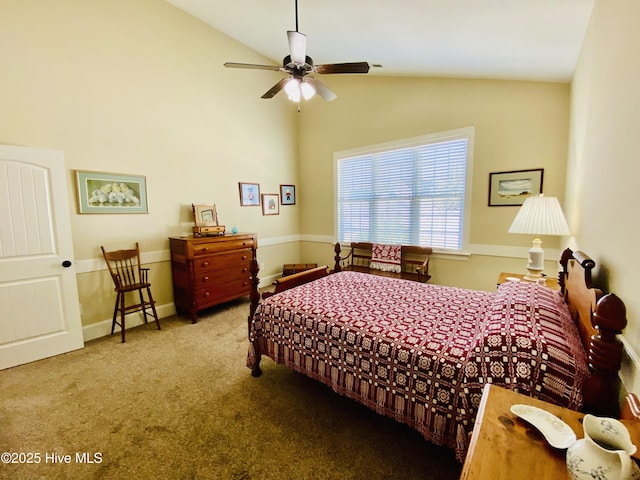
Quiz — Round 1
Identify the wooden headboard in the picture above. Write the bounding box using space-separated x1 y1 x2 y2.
559 248 627 417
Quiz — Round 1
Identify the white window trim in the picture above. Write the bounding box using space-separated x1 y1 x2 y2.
333 126 475 253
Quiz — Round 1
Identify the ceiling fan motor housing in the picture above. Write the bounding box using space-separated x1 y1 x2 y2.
283 55 314 76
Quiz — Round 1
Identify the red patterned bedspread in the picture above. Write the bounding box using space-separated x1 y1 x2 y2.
248 272 588 461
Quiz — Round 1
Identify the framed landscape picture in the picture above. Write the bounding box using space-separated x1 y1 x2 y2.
75 170 148 214
488 169 544 206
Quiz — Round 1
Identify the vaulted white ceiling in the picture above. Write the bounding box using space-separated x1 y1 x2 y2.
165 0 594 82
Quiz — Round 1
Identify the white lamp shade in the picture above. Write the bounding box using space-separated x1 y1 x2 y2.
508 195 570 236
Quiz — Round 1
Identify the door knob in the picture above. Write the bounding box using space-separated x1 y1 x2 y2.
62 260 72 268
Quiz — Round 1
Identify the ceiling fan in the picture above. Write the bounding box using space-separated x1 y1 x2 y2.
223 0 370 104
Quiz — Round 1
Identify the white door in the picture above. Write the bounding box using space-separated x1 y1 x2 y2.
0 144 84 369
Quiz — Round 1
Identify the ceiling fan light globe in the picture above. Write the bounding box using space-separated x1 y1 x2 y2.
284 78 301 102
301 81 315 100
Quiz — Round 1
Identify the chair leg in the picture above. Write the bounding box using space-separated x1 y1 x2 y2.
111 293 120 335
120 292 126 343
112 287 161 342
139 289 149 324
146 287 161 331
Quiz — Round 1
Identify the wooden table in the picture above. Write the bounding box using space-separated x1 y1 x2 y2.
497 272 561 291
460 384 640 480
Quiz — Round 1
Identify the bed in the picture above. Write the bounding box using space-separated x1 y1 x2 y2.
246 248 627 461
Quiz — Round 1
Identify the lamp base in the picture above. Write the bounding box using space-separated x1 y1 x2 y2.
523 270 544 282
523 237 545 281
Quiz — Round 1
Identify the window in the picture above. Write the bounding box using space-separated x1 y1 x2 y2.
335 127 474 252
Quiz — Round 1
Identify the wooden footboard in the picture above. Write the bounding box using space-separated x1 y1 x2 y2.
261 265 329 300
247 262 329 377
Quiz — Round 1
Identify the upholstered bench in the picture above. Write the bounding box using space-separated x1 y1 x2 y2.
333 242 432 283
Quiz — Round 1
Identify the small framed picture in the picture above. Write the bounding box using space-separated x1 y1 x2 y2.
261 194 280 215
239 182 260 206
280 184 296 205
488 169 544 206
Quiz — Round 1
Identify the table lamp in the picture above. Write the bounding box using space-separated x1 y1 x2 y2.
508 194 570 281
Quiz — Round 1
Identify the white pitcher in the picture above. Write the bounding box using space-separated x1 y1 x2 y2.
566 414 640 480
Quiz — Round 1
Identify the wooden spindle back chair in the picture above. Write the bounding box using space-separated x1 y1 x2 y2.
101 242 161 342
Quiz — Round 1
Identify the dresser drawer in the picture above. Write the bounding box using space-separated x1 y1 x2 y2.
194 278 252 308
192 237 255 256
192 249 252 272
194 263 250 286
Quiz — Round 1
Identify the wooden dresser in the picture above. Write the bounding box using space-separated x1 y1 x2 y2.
169 233 257 322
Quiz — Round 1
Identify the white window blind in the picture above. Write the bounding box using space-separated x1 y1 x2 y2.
336 129 472 251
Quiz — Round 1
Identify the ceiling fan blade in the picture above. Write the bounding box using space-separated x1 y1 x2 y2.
261 78 290 99
287 31 307 65
305 78 337 102
314 62 370 75
224 62 282 71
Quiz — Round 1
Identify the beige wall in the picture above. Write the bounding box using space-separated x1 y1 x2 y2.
0 0 300 333
566 0 640 393
297 76 571 291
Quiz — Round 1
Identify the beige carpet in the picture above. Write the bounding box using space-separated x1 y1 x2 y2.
0 298 462 480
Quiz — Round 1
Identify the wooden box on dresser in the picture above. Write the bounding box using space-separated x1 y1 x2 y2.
169 233 257 323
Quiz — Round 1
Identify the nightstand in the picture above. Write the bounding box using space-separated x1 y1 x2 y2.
460 384 640 480
497 272 561 291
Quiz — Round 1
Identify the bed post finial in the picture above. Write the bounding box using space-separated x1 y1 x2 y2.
559 247 573 292
583 293 627 417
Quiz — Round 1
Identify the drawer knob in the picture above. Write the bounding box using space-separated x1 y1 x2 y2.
202 261 209 268
203 292 210 298
242 267 248 273
202 247 209 251
203 276 209 282
242 255 247 260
